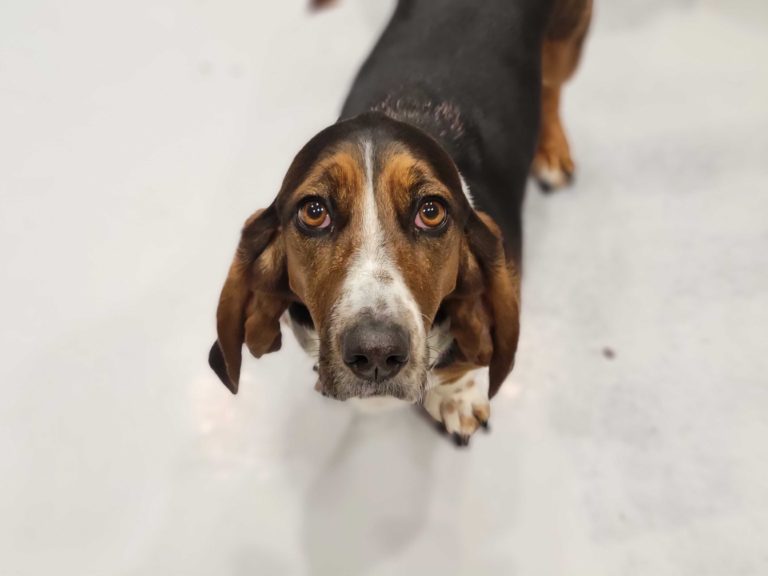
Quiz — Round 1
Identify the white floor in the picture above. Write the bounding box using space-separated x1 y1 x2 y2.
2 1 767 575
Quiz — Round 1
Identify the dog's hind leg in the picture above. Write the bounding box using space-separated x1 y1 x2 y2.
533 0 593 191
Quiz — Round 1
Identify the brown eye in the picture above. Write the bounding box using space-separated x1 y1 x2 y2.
415 198 447 230
298 198 331 231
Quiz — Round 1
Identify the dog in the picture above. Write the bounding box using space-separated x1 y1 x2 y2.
208 0 592 445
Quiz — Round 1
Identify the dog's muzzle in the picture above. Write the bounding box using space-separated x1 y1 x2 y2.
341 319 411 384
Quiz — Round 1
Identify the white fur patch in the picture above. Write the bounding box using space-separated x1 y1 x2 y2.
459 173 475 207
533 165 570 189
426 318 453 368
283 312 319 359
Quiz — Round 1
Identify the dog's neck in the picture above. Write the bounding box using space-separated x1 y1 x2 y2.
369 93 469 153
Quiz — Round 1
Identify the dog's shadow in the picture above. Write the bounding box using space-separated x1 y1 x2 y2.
287 398 441 576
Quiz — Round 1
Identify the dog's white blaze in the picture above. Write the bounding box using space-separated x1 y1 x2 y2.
333 140 424 353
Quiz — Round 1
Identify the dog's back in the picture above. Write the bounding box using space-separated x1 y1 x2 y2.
342 0 555 255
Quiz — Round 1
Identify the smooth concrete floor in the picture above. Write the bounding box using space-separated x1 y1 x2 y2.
1 1 767 575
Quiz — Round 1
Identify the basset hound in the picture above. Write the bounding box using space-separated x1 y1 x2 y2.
209 0 592 445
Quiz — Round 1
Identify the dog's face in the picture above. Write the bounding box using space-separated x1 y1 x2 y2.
209 114 520 402
283 140 465 401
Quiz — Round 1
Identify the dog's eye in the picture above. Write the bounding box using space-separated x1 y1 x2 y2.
298 198 331 231
415 198 447 230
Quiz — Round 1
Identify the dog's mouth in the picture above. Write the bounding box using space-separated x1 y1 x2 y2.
308 297 429 401
351 380 405 399
290 302 431 402
315 350 428 403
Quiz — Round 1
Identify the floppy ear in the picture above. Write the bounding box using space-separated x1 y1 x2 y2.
445 211 521 398
208 206 290 394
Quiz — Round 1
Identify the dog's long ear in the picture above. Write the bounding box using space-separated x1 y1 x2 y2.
445 211 521 398
209 206 289 394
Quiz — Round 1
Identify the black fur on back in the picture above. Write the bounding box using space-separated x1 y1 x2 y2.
341 0 554 261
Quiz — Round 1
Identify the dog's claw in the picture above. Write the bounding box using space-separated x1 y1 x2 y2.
537 178 553 193
452 433 471 447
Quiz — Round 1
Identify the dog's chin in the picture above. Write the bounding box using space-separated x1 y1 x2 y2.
347 396 413 413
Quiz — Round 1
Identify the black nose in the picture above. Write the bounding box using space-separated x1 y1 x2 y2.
341 321 410 382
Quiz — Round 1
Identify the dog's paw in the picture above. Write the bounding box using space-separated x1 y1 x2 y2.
532 125 575 192
424 370 490 447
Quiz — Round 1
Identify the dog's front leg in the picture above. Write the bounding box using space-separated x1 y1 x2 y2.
424 368 490 447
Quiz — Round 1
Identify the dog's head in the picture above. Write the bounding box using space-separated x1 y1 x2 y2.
209 113 520 401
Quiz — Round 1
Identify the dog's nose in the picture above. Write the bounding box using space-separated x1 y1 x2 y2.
342 321 410 382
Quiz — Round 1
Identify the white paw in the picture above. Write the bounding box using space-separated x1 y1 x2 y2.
424 370 490 446
532 136 576 192
533 164 573 191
